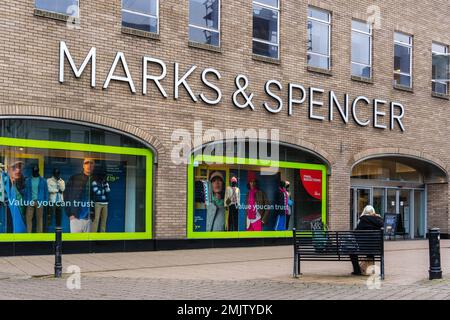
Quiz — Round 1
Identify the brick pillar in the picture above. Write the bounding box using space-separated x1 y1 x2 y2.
427 183 449 236
328 161 351 231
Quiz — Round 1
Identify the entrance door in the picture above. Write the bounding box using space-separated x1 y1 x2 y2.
351 187 426 239
386 188 425 239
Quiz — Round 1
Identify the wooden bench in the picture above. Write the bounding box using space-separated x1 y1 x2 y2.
293 228 385 280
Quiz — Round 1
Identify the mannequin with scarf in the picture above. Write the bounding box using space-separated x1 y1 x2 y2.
25 165 48 233
206 171 225 232
224 176 240 231
274 180 289 231
245 171 269 232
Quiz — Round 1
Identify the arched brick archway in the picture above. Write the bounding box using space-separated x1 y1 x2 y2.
349 147 448 178
192 132 335 172
349 147 450 237
0 105 166 161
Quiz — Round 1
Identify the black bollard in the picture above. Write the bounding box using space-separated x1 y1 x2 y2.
428 228 442 280
54 227 63 278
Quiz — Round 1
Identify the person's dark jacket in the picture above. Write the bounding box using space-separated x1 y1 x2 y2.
356 215 384 231
64 173 95 219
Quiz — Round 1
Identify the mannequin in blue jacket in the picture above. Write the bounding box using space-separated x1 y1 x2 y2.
25 165 48 233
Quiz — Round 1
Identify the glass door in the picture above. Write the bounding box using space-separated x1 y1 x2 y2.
352 188 371 229
414 190 425 238
373 188 386 218
387 189 397 215
398 189 411 238
351 187 425 239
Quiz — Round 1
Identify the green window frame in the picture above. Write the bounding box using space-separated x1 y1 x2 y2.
0 137 153 242
187 155 327 239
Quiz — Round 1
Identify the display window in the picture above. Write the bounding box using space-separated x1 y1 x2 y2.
0 133 153 242
188 155 327 239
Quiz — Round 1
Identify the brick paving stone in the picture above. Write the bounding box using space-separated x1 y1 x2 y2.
1 276 449 300
0 244 449 300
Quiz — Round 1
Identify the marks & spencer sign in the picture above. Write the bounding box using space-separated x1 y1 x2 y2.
58 41 406 132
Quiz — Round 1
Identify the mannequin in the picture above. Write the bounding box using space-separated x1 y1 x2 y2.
65 158 95 233
285 181 294 230
0 164 5 233
25 165 48 233
91 173 111 233
224 176 240 232
5 160 26 233
245 171 269 232
274 180 289 231
47 168 65 228
206 171 225 232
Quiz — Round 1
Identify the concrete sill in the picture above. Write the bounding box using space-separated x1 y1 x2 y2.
351 76 374 84
307 66 332 76
188 41 222 53
252 54 280 65
393 84 414 93
121 27 160 40
432 92 450 100
34 9 79 24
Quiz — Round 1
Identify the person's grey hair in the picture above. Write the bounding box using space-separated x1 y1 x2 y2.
361 205 376 216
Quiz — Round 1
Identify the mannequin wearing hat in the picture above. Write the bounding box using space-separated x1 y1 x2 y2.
206 171 226 232
25 165 49 233
245 171 269 232
224 176 240 232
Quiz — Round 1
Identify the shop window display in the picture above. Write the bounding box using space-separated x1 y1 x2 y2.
189 154 327 238
0 120 152 241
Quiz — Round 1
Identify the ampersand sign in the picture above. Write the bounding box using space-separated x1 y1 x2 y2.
232 75 255 110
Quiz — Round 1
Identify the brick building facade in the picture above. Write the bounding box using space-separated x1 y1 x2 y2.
0 0 449 253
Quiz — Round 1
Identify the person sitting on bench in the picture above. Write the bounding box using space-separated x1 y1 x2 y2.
351 205 384 276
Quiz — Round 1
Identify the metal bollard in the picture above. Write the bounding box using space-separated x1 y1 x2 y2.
428 228 442 280
54 227 63 278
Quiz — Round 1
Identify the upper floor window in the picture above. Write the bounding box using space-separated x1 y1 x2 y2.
252 0 280 59
351 20 372 79
307 7 331 70
189 0 220 47
35 0 79 16
122 0 159 34
394 32 413 88
432 42 450 95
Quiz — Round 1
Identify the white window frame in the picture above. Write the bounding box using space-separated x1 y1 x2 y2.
252 0 280 60
307 7 331 70
394 32 413 88
122 0 159 34
188 0 221 47
35 0 80 17
432 42 450 95
351 20 372 79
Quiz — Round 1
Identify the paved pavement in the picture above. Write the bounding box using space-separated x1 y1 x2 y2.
0 240 449 300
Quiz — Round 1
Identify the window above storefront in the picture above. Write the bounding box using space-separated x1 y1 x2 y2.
0 119 144 149
351 157 447 184
352 158 423 183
